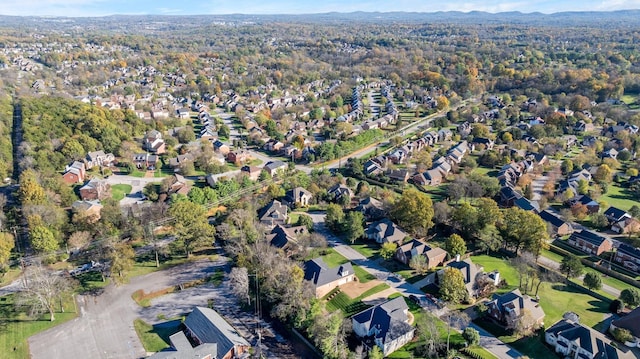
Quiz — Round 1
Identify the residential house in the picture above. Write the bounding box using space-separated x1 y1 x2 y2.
267 224 307 252
263 161 287 177
567 195 600 214
258 200 288 227
148 331 217 359
183 307 250 359
212 140 230 156
575 120 595 133
472 137 495 151
366 218 408 245
602 148 619 160
604 207 632 226
133 153 159 170
545 319 621 359
499 186 523 207
437 257 484 299
62 161 86 184
413 169 443 186
71 200 103 222
143 130 166 154
79 179 111 201
176 108 190 119
303 257 355 298
395 239 447 269
615 243 640 272
610 306 640 347
227 150 252 165
205 174 217 188
352 297 415 357
85 150 115 169
364 159 384 176
538 210 573 236
356 197 386 221
240 165 262 181
514 197 540 213
168 174 191 196
387 169 410 183
486 289 545 329
567 230 613 256
168 153 195 170
263 139 284 153
612 217 640 235
328 184 353 203
284 187 313 208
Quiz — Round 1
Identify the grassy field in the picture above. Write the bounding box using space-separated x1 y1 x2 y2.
133 319 182 352
350 240 380 258
111 184 133 201
353 265 376 283
321 248 349 267
0 294 77 359
599 183 637 212
472 254 610 327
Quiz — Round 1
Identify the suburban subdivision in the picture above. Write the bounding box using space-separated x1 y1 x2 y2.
0 6 640 359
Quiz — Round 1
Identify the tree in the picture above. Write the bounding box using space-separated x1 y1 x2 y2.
169 201 214 257
444 234 467 257
561 159 574 175
309 311 349 359
0 232 15 272
296 214 314 231
344 211 364 243
444 310 470 354
325 203 345 233
498 207 549 256
108 242 135 285
612 328 634 343
30 225 59 254
380 242 397 260
620 288 640 308
415 311 442 357
229 267 250 305
19 169 47 205
560 255 584 279
390 188 434 237
439 267 468 303
583 272 602 291
409 254 429 275
591 213 609 230
67 231 91 250
143 183 159 202
594 164 613 184
368 346 384 359
463 327 480 346
610 299 623 314
17 265 76 321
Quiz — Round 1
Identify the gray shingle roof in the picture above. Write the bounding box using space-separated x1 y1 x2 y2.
352 297 414 345
184 307 249 359
303 257 354 288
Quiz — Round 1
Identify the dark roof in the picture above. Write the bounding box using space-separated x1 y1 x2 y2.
538 210 568 228
617 243 640 259
258 200 288 224
604 206 629 221
612 306 640 338
184 307 249 359
267 224 306 249
264 160 286 171
446 258 482 285
303 257 354 288
514 197 539 212
569 230 609 247
352 297 414 345
547 319 619 359
487 289 545 323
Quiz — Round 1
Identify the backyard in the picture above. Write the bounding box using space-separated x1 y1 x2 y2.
111 183 132 201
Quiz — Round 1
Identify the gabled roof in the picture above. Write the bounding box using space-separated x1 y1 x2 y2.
285 187 312 203
604 206 630 222
538 210 569 228
547 319 620 359
569 230 610 247
303 257 354 288
367 218 408 244
446 258 482 285
258 200 288 223
148 331 217 359
514 197 539 212
617 243 640 259
267 224 306 249
352 297 413 345
488 288 545 323
184 307 249 359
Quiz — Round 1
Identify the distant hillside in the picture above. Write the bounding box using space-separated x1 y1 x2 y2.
0 10 639 30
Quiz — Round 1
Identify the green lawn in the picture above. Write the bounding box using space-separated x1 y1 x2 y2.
325 283 390 317
472 254 610 327
474 319 554 358
111 184 133 201
350 240 380 258
133 319 182 352
321 248 349 267
0 294 77 359
621 94 638 105
599 183 637 212
353 265 376 283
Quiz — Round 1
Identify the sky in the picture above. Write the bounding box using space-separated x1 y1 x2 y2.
1 0 640 17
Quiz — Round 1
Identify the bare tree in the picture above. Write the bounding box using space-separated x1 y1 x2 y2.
444 310 470 355
17 264 77 321
416 312 443 358
229 267 250 305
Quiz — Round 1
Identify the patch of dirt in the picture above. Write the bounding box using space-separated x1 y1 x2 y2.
340 279 384 299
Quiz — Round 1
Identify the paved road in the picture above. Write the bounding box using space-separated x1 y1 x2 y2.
469 323 525 359
29 259 226 359
536 255 621 297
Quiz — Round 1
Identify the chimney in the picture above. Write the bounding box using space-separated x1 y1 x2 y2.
455 254 461 262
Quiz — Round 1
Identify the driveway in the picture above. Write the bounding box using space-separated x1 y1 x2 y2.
29 259 226 359
469 323 524 359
